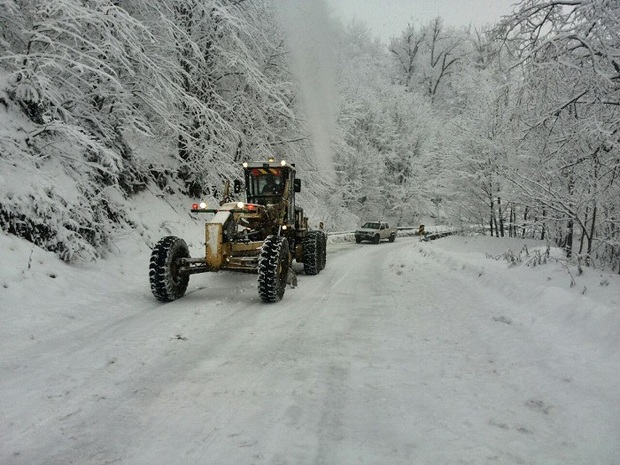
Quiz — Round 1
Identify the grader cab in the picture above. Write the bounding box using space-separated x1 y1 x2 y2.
149 159 327 303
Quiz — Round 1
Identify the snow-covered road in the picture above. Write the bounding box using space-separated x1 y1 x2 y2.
1 235 619 464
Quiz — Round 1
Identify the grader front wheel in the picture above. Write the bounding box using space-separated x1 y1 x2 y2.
149 236 190 302
258 235 290 303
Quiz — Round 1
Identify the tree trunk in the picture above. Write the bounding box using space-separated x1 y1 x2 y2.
497 196 505 237
565 219 574 258
522 207 529 238
588 203 596 256
579 206 588 255
489 197 495 236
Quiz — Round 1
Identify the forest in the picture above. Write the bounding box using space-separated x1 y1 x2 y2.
0 0 618 272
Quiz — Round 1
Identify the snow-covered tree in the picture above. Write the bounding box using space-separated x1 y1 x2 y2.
388 18 473 107
496 0 620 268
332 21 439 225
0 0 315 260
0 0 178 259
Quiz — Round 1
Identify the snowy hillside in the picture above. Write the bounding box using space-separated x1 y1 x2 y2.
1 219 618 464
1 1 619 461
2 1 619 270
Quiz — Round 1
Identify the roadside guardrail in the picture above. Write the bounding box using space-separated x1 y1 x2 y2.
326 226 462 242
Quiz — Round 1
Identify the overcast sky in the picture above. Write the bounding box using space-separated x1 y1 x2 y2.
324 0 518 42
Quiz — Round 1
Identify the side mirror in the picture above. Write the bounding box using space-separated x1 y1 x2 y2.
233 179 242 193
294 179 301 193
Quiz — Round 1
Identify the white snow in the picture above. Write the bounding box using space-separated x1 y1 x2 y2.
1 200 619 464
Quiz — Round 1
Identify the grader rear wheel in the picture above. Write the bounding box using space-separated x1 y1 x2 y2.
318 231 327 270
303 230 321 275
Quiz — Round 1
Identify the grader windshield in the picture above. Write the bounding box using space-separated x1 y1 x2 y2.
246 167 286 204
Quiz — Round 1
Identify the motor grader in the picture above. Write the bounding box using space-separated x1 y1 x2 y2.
149 158 327 303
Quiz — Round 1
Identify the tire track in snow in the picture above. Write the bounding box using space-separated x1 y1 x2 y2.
4 237 618 464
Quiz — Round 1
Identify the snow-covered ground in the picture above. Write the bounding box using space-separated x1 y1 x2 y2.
1 204 619 464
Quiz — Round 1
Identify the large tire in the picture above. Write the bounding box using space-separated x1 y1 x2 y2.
389 233 396 243
373 234 380 244
303 230 321 275
355 236 361 244
318 231 327 270
258 235 289 303
149 236 190 302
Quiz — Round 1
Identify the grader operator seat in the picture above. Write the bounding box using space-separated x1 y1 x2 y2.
260 174 283 196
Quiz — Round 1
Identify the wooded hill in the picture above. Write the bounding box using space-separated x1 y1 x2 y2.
1 0 618 272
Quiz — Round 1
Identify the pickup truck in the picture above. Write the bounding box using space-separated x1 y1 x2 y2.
354 221 397 244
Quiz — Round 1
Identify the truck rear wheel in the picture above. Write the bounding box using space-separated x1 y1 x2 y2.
303 230 321 275
149 236 190 302
258 235 289 303
373 234 380 244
